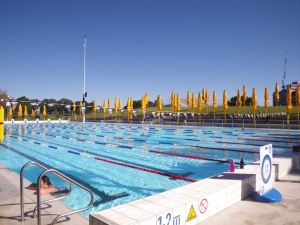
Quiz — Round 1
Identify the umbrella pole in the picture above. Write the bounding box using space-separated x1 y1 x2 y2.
224 111 226 124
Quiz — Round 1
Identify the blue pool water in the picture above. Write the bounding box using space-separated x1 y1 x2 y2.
0 122 299 217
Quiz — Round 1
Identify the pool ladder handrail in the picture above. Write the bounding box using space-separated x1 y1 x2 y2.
20 161 94 225
20 161 72 221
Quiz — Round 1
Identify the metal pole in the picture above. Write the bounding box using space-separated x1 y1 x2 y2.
83 34 87 125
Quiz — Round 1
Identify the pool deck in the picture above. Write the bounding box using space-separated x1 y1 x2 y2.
1 165 300 225
201 169 300 225
0 163 88 225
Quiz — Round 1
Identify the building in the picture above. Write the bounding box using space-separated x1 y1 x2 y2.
272 81 300 106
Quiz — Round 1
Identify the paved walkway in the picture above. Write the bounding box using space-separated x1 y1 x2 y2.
201 169 300 225
0 164 88 225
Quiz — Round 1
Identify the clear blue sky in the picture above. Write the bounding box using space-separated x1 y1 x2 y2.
1 0 299 105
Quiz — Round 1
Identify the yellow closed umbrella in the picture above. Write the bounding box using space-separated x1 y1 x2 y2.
197 93 203 113
274 82 280 110
205 89 209 113
223 90 228 123
0 106 4 124
191 93 196 113
286 85 292 111
72 102 77 119
242 85 246 110
141 95 147 112
141 95 147 122
108 98 111 108
252 88 257 126
296 85 300 122
176 94 180 112
212 91 217 120
0 124 3 143
237 89 242 114
18 104 22 119
24 105 28 118
127 98 131 121
197 92 203 123
31 108 35 119
42 104 47 119
119 99 122 110
130 98 133 110
144 94 149 109
157 95 162 123
264 87 269 113
171 91 174 112
173 93 177 112
157 95 162 112
187 90 191 111
286 85 292 124
0 106 4 142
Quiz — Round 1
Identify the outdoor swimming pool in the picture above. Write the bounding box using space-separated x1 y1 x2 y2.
0 122 299 217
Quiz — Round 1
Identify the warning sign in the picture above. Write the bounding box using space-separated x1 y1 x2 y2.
186 205 197 222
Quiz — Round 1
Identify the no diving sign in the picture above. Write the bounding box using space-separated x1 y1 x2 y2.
199 199 208 214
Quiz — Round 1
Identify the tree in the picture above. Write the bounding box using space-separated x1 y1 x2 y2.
229 96 252 106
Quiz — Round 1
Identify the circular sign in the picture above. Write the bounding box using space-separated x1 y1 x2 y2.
199 199 208 214
261 155 272 184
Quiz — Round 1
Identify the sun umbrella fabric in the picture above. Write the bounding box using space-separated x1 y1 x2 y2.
275 82 280 106
187 90 191 111
103 100 107 113
119 99 122 110
0 106 3 124
108 98 111 108
42 104 47 118
286 85 292 111
176 94 180 112
197 93 203 113
72 102 76 112
212 91 217 110
0 124 3 143
223 90 228 112
242 85 246 107
157 95 162 112
0 106 4 142
24 105 28 118
264 87 269 113
18 104 22 118
223 90 228 123
237 89 242 113
191 93 196 113
31 109 35 118
252 88 257 112
212 91 217 120
205 89 209 105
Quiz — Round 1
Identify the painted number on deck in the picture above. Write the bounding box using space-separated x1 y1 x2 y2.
157 212 172 225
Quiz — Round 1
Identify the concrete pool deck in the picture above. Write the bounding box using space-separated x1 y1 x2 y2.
0 163 88 225
201 169 300 225
1 165 299 225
